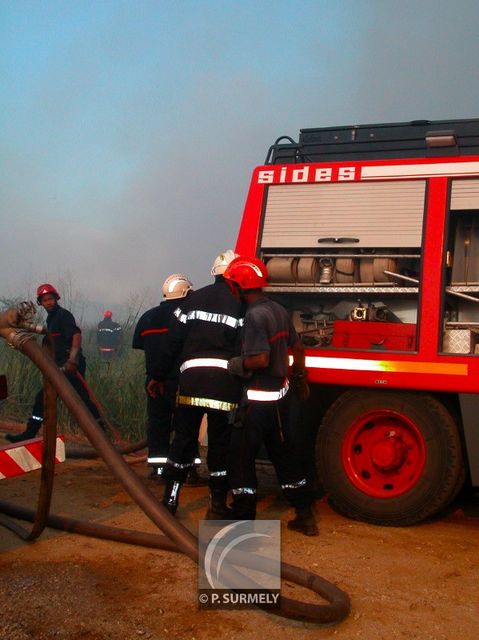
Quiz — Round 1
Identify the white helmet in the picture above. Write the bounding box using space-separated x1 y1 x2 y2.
162 274 193 300
211 249 238 276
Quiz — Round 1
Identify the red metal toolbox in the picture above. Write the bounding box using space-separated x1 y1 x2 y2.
331 321 417 351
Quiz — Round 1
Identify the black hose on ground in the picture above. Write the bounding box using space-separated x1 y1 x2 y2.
17 336 199 561
0 314 351 625
0 500 350 624
65 438 148 459
0 501 181 553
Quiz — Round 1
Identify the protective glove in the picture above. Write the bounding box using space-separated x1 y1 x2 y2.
227 356 252 378
289 367 310 402
62 359 78 374
146 379 165 398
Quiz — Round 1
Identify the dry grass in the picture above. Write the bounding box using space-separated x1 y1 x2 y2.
0 326 147 442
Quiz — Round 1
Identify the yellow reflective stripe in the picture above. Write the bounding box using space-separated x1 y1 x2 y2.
301 355 468 376
177 395 237 411
180 358 228 373
247 381 289 402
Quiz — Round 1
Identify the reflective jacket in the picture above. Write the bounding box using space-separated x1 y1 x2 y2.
152 278 243 410
97 318 122 350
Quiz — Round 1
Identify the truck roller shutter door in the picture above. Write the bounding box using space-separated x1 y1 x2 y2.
261 180 426 249
450 179 479 284
450 179 479 210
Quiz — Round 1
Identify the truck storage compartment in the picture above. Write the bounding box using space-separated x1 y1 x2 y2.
331 320 416 351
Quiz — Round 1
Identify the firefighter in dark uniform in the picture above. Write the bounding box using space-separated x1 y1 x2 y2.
132 274 193 478
223 257 319 536
6 283 102 443
96 310 122 361
147 250 242 517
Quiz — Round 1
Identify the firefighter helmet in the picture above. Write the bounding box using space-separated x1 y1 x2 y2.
104 310 112 318
223 257 269 290
162 274 192 300
210 249 238 276
36 283 60 305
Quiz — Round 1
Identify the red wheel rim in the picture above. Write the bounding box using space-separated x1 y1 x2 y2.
341 409 426 498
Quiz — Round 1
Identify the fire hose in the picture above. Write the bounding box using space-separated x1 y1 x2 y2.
0 305 350 625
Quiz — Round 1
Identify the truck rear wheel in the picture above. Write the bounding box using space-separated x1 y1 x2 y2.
316 390 465 525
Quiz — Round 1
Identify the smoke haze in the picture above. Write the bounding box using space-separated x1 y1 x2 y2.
2 1 479 321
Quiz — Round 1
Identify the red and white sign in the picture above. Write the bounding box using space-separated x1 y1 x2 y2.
0 436 65 480
256 159 479 185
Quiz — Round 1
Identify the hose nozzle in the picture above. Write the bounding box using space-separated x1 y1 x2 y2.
0 302 47 347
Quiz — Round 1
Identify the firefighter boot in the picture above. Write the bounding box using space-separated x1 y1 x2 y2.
287 505 319 537
205 489 232 520
230 493 257 521
184 466 208 486
149 466 165 482
5 419 41 444
162 480 182 515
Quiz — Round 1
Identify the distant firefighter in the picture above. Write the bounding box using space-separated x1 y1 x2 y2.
96 310 123 361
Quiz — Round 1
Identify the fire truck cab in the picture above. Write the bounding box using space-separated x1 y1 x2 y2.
235 118 479 525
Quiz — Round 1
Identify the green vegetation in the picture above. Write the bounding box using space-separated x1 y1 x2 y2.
0 326 148 442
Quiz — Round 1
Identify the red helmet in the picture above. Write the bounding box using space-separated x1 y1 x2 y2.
104 310 112 318
36 283 60 305
223 256 269 290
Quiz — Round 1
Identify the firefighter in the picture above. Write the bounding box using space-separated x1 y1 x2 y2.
6 283 103 443
222 256 319 536
133 274 198 480
147 250 242 517
96 310 122 361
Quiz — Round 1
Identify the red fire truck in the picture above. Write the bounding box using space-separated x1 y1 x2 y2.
235 118 479 525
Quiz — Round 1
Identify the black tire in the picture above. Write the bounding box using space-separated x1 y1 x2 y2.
316 390 465 526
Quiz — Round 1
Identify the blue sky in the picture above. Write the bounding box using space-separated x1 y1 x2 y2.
2 0 479 321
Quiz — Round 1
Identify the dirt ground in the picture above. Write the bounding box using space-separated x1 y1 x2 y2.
1 425 478 640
